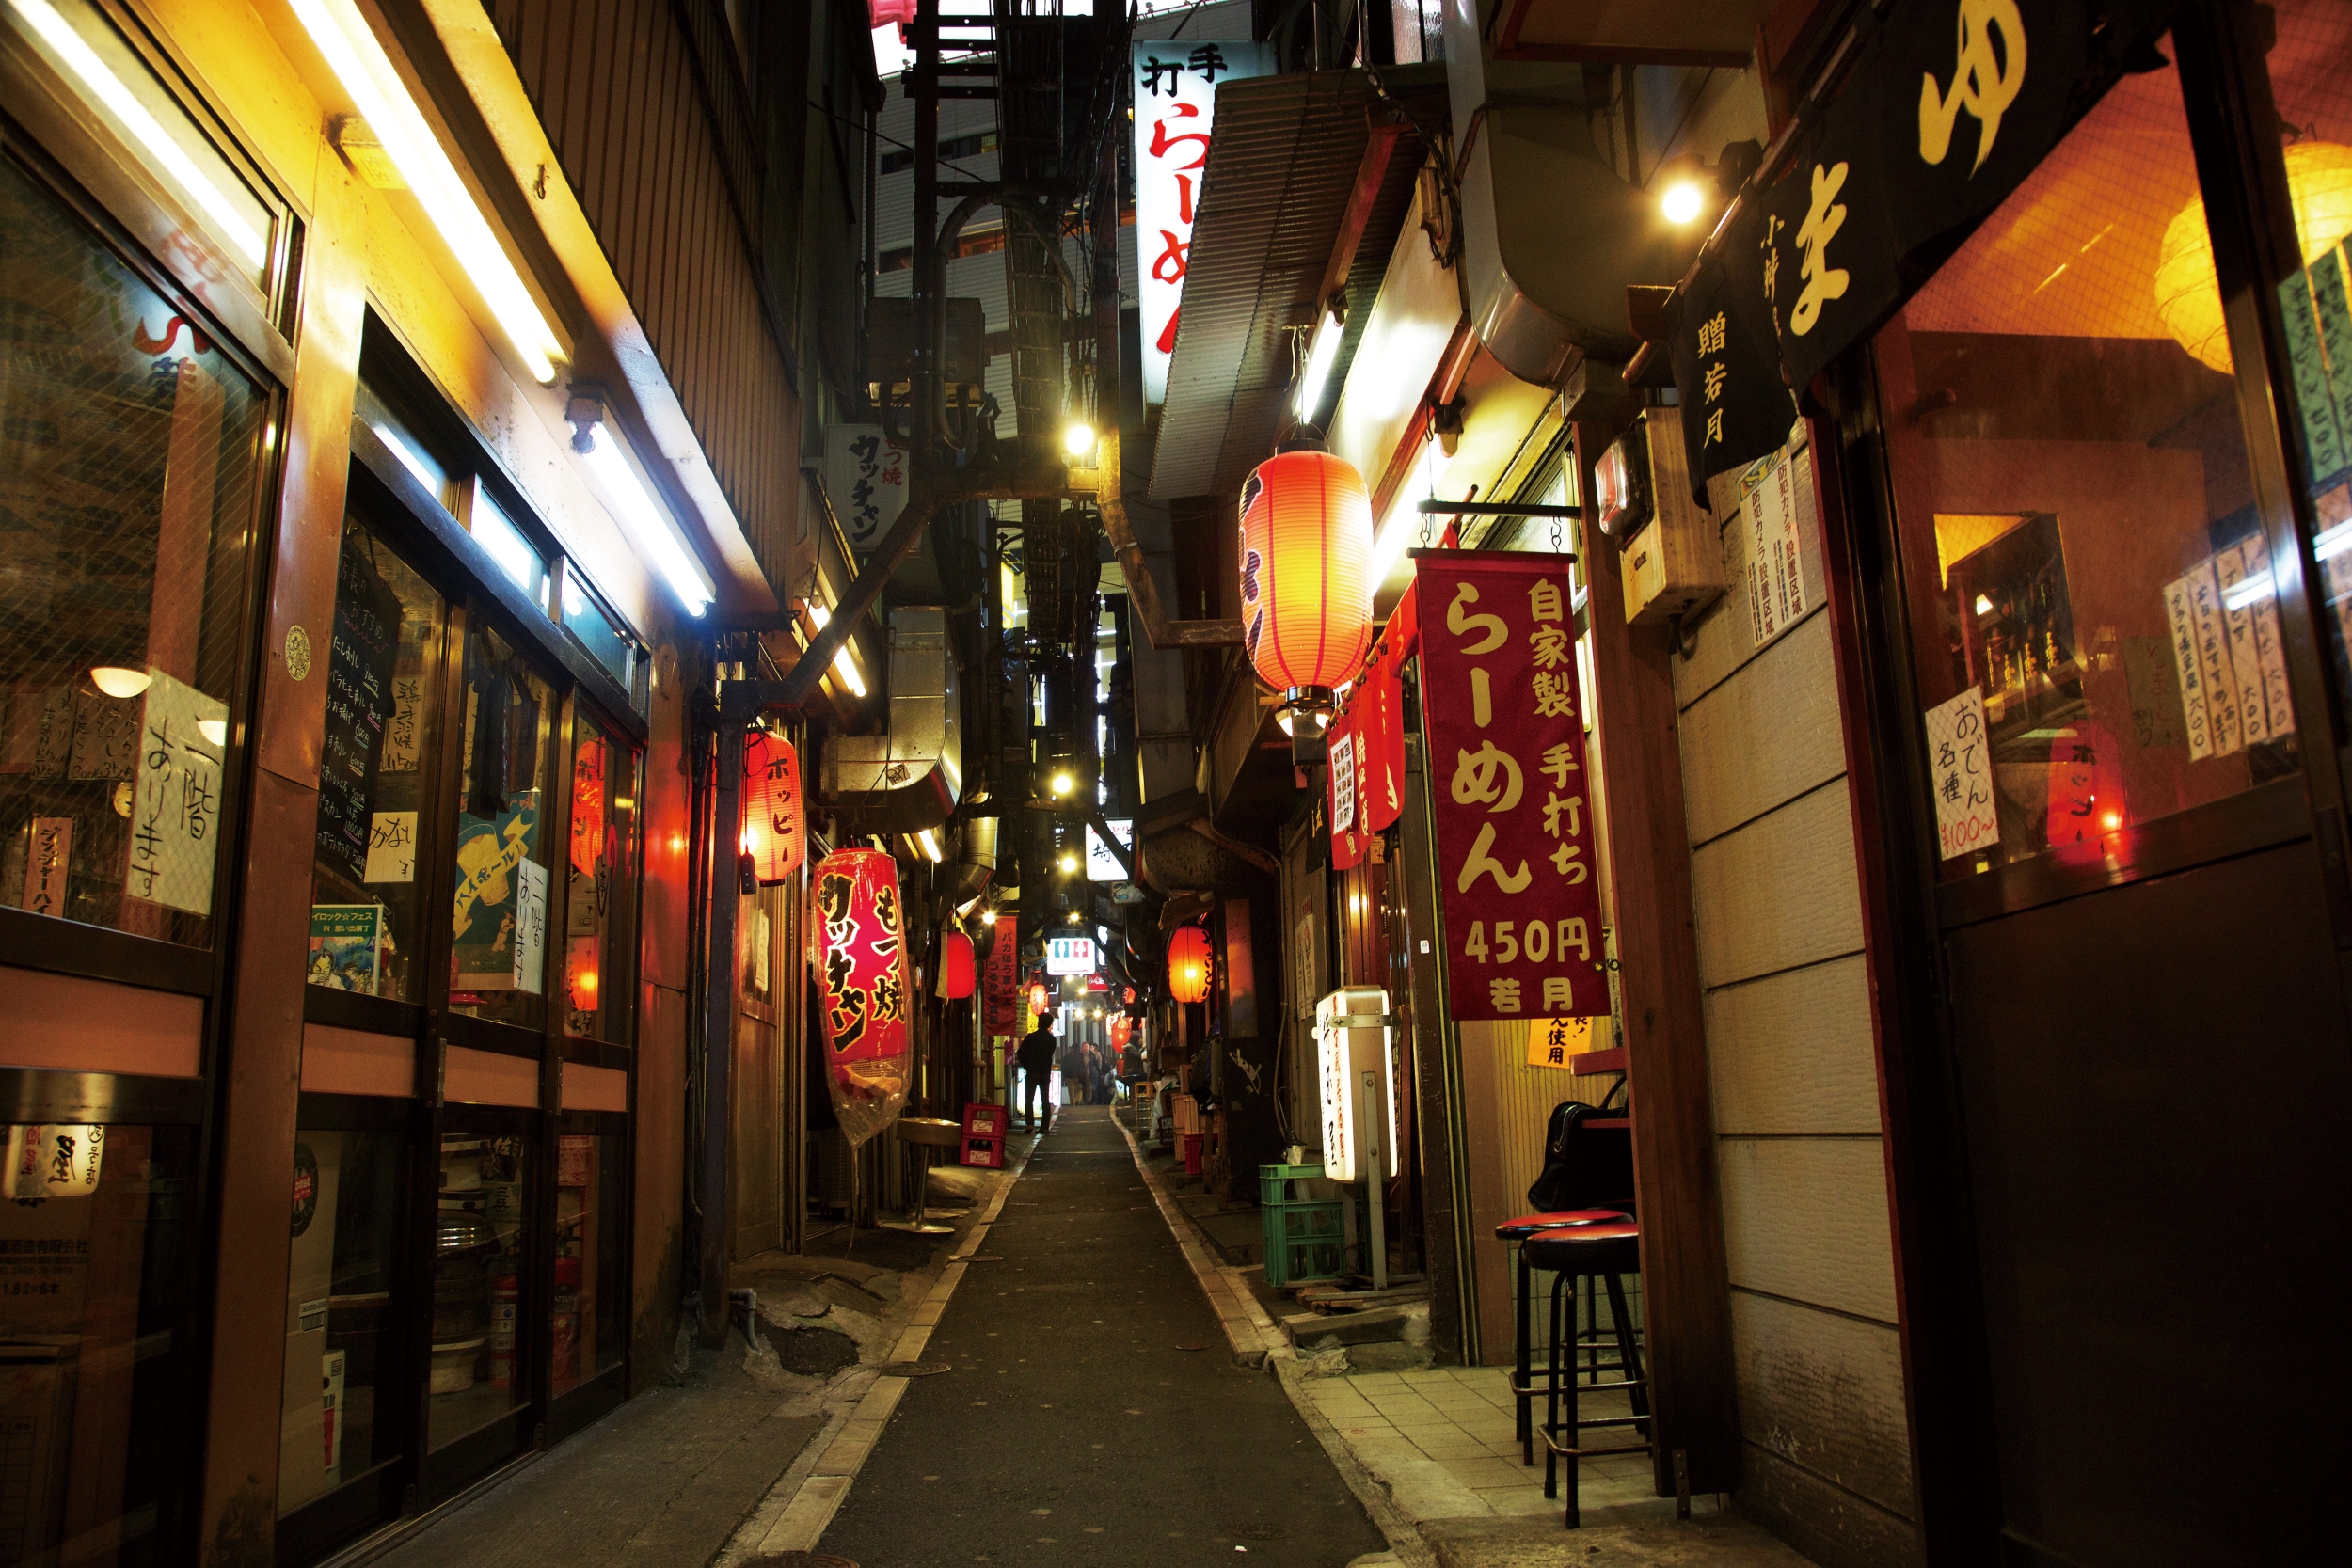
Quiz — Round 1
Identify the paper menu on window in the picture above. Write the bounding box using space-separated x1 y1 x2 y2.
125 669 227 915
1741 452 1809 650
1924 686 1998 862
21 816 71 917
362 810 417 883
2234 537 2296 739
2161 576 2214 759
2213 546 2272 746
513 858 547 995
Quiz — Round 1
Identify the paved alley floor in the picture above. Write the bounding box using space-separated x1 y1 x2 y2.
815 1104 1390 1568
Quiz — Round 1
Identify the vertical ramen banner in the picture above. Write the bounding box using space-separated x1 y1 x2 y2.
1415 552 1607 1021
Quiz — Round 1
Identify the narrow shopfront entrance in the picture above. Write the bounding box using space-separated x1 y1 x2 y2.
1811 8 2352 1562
278 338 644 1564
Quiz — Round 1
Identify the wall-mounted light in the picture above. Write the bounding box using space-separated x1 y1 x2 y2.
804 602 868 698
1294 309 1343 418
288 0 564 383
1062 420 1097 459
1049 770 1075 798
915 827 944 863
565 394 714 616
1057 851 1078 874
1660 178 1706 224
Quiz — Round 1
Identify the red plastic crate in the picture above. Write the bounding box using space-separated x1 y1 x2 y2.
960 1102 1007 1168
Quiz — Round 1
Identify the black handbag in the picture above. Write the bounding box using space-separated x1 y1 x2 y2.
1526 1100 1636 1215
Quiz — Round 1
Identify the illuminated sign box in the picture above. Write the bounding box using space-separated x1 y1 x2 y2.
1045 937 1096 976
1314 986 1399 1183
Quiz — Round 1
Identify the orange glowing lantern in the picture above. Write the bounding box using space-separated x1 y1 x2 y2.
1027 980 1051 1017
809 847 911 1146
1238 445 1375 699
938 927 977 999
1110 1013 1133 1049
1167 924 1213 1004
741 731 804 886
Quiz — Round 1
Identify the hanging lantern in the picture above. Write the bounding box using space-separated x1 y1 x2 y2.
1110 1012 1133 1049
2159 140 2352 372
938 927 977 999
1238 444 1375 715
1167 924 1213 1005
808 848 910 1147
1027 980 1051 1018
741 731 804 885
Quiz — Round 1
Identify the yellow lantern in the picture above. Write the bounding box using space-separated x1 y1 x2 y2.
2157 140 2352 373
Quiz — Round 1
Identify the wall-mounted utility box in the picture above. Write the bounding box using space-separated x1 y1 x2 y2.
1621 413 1727 627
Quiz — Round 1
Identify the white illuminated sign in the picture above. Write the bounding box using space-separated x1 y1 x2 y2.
1315 987 1399 1183
1045 936 1097 976
1131 40 1274 404
1086 817 1132 881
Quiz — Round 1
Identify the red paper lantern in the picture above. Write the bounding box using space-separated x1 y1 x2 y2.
809 848 911 1145
1027 980 1051 1017
1167 924 1213 1004
1110 1013 1133 1048
938 927 977 999
741 731 804 885
1238 448 1375 695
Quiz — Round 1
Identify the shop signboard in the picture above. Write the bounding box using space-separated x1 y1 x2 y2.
1084 817 1131 880
810 848 912 1147
1131 40 1274 403
823 424 909 558
1045 935 1094 976
1416 552 1606 1022
1314 988 1398 1183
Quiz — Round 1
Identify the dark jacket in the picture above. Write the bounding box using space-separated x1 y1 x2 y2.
1015 1026 1057 1077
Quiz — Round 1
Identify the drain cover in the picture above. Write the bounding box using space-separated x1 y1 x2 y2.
879 1360 953 1377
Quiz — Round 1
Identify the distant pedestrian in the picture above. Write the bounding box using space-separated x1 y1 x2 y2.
1015 1021 1057 1133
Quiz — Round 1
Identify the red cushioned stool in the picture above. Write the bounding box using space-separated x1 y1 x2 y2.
1524 1220 1651 1528
1494 1210 1629 1464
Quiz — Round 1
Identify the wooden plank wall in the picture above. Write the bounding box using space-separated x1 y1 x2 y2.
487 0 804 582
1674 433 1924 1568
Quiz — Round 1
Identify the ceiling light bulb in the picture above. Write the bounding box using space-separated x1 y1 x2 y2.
1661 180 1706 224
1050 771 1074 797
981 909 998 926
1058 853 1078 873
89 666 151 699
1062 421 1096 458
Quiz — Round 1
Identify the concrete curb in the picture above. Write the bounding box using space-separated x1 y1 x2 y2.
722 1135 1036 1560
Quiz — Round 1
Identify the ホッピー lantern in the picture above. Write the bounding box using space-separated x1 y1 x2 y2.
1238 443 1375 708
809 848 910 1146
741 731 804 885
1167 924 1213 1005
937 927 977 999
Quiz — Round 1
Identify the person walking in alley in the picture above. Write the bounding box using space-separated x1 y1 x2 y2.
1015 1018 1057 1133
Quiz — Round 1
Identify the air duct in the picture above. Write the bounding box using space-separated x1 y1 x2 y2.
820 607 962 832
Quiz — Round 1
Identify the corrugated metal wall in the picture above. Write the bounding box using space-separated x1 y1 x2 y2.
487 0 803 579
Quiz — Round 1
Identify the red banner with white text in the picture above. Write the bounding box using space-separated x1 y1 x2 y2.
1416 551 1606 1021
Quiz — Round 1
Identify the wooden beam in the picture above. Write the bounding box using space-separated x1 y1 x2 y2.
1316 120 1408 312
1573 418 1740 1496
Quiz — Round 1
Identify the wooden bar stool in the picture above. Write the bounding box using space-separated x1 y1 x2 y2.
1493 1209 1629 1464
1526 1220 1651 1527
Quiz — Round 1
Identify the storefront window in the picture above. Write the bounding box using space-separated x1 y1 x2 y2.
0 1121 196 1561
551 1132 625 1394
2252 2 2352 730
0 154 265 944
278 1128 405 1517
430 1130 529 1450
449 626 553 1027
1874 40 2296 879
308 521 446 1000
564 715 638 1044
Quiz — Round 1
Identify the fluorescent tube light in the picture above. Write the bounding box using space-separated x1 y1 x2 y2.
287 0 563 383
9 0 267 265
2222 570 2275 613
806 603 868 697
579 423 714 615
2317 520 2352 562
1295 311 1343 418
373 422 438 495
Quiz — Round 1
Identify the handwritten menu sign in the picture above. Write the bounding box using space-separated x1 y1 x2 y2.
2162 541 2294 762
20 817 70 916
315 541 400 883
126 670 226 914
1924 685 1996 862
1740 448 1810 649
1418 552 1607 1021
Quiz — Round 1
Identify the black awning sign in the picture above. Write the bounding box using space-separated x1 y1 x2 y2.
1673 203 1798 508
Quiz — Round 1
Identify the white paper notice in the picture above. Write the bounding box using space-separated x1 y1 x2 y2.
1328 729 1357 832
1742 453 1808 651
381 674 423 773
363 810 418 884
1924 686 1999 862
126 670 227 915
513 858 548 995
2184 558 2244 756
2213 546 2271 745
21 816 71 917
2239 537 2296 737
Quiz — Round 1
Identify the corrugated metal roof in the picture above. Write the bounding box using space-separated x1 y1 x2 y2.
1148 65 1444 502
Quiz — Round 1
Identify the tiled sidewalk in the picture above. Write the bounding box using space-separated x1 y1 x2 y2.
1301 1364 1723 1529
